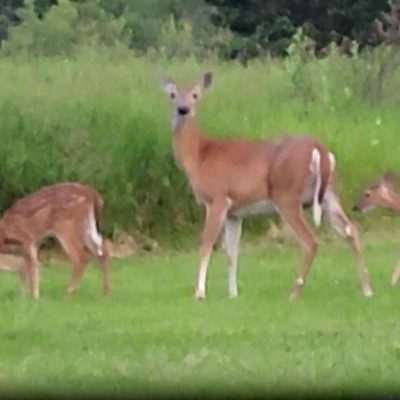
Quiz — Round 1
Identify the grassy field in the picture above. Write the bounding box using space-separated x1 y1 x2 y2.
1 229 400 398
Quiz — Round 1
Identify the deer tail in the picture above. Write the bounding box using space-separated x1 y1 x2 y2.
310 148 322 227
92 190 104 231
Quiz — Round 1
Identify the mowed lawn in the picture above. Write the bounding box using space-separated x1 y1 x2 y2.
1 234 400 397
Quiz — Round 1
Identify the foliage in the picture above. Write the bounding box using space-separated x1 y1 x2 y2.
206 0 390 59
1 0 128 57
0 49 398 240
0 0 395 61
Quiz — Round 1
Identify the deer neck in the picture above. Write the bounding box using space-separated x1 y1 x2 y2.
171 115 204 175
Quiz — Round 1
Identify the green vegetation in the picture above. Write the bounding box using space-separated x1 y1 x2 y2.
0 0 392 60
1 234 400 396
0 45 398 240
0 0 398 242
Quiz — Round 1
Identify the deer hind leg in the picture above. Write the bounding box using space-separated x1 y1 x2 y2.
57 232 89 296
390 262 400 286
275 199 318 301
322 188 373 297
16 262 30 297
195 198 231 300
82 207 110 295
222 216 242 298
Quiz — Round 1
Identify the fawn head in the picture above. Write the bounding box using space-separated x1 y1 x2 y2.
161 72 213 122
353 171 399 212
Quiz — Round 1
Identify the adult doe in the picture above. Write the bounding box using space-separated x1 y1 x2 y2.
162 71 373 300
0 182 110 299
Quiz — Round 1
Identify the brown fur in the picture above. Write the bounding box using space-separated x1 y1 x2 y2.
354 171 400 286
163 72 373 300
0 182 110 299
174 119 331 210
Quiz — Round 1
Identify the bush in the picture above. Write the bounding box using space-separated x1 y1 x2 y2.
0 0 129 57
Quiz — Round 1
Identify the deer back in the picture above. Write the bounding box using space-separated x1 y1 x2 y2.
0 183 103 246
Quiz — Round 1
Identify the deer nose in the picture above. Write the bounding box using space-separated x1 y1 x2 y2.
177 106 190 116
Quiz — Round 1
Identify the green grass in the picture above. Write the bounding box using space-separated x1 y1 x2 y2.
2 232 400 397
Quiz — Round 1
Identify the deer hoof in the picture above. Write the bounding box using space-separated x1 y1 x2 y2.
363 287 374 297
194 289 206 300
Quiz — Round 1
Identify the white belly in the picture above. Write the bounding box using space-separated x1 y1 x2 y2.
230 200 277 218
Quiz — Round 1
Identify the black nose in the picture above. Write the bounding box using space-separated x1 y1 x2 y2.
177 106 190 116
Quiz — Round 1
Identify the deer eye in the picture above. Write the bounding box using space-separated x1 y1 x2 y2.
170 92 176 99
365 191 371 198
192 93 198 100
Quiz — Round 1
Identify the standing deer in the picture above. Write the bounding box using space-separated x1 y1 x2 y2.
161 72 373 300
354 171 400 286
0 182 110 300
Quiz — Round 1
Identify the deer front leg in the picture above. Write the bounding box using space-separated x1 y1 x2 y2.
390 262 400 287
23 245 40 300
323 188 373 297
222 216 242 298
195 198 231 300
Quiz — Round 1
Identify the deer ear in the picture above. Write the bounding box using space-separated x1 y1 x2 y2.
202 72 213 90
161 78 177 97
383 170 398 184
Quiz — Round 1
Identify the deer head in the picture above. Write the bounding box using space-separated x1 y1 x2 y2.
353 171 399 212
161 72 213 126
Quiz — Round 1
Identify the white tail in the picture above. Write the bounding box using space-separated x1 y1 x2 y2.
310 148 322 227
161 71 373 300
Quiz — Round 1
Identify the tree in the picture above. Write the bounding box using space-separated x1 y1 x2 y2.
206 0 390 58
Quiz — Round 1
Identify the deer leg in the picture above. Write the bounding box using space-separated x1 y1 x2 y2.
58 235 89 295
97 241 110 295
390 262 400 286
91 241 110 296
322 188 373 297
17 264 30 297
222 216 242 298
275 200 318 301
195 198 231 300
83 210 111 295
23 245 40 300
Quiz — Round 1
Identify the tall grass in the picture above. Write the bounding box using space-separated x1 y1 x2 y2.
0 48 398 241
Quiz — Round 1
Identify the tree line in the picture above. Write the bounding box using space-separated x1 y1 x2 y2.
0 0 397 61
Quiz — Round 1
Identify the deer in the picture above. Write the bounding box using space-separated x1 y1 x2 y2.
161 71 373 301
353 171 400 286
0 182 110 300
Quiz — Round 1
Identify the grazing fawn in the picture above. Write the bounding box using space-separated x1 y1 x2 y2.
0 182 110 299
354 171 400 286
161 72 373 300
